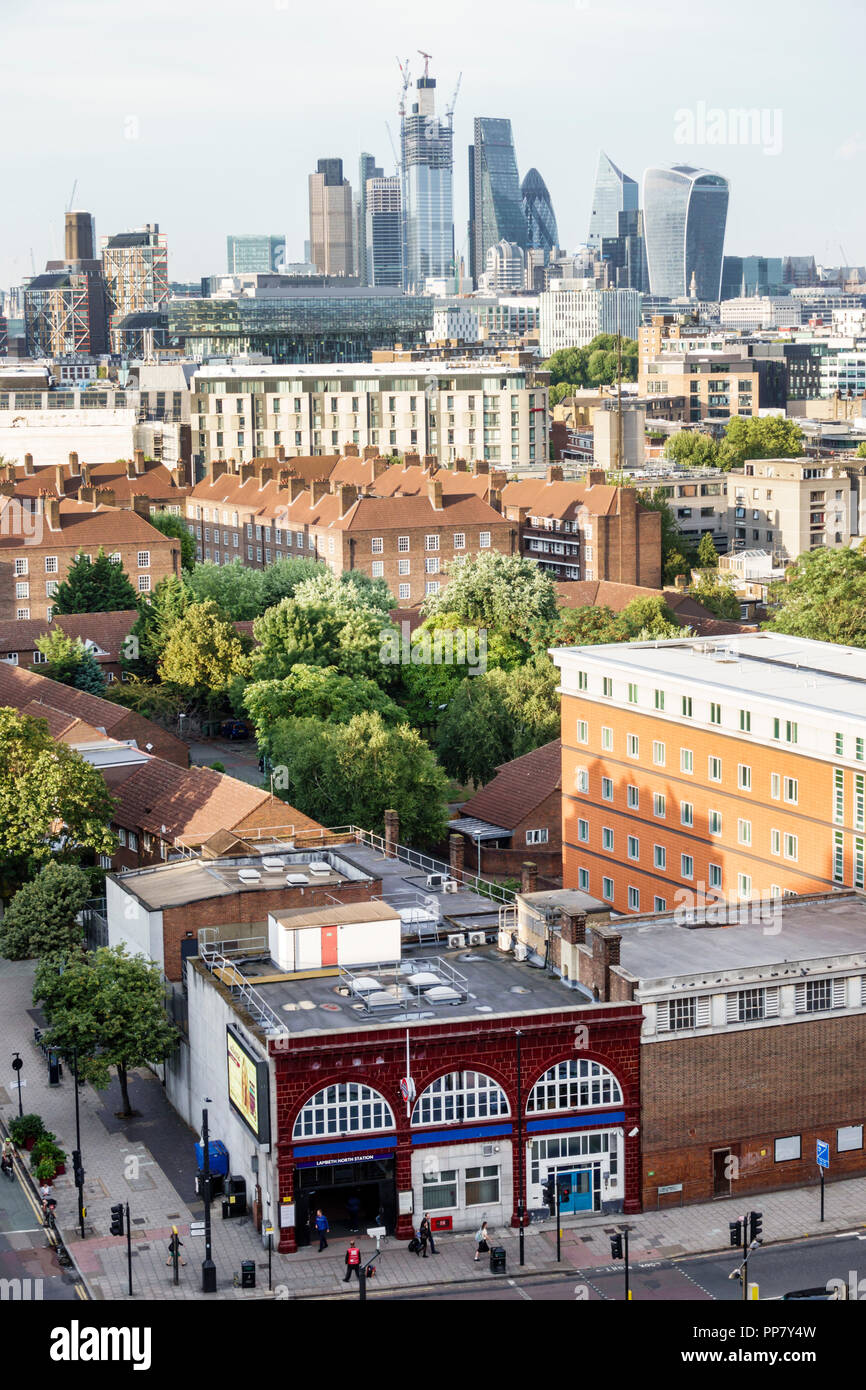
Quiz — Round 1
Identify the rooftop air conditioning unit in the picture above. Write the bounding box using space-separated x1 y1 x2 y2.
426 873 445 890
497 930 513 952
447 933 466 949
468 931 485 946
514 941 529 962
443 879 459 893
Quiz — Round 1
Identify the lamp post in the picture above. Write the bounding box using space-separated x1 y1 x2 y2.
201 1106 217 1293
11 1053 23 1117
515 1029 525 1267
72 1047 85 1240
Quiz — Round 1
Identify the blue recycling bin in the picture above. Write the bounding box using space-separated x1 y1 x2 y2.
195 1139 229 1176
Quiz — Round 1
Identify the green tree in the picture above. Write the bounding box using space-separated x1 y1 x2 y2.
636 485 698 583
690 572 741 620
856 442 866 459
259 557 326 610
434 655 560 786
52 549 139 614
764 546 866 646
543 335 638 391
421 552 558 646
292 568 393 621
159 600 250 698
33 944 180 1117
269 712 449 844
663 431 721 469
548 594 682 649
719 416 804 471
186 560 265 620
245 665 404 741
147 512 196 571
0 862 91 960
697 531 719 568
124 574 191 680
33 628 105 694
0 708 116 894
397 613 524 728
253 596 391 683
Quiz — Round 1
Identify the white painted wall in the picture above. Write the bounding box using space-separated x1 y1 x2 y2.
106 878 164 972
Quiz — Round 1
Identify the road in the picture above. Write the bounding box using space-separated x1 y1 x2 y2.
379 1230 866 1301
0 1154 86 1301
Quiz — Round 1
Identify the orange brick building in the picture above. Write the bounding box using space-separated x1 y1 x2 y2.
552 632 866 916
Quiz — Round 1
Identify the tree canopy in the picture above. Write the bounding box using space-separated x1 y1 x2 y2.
549 594 682 647
0 861 91 960
147 512 196 571
697 531 719 568
158 599 250 698
34 628 106 694
543 334 639 396
51 549 139 614
421 552 558 647
434 655 560 786
764 546 866 646
719 416 804 471
123 574 191 680
663 431 721 469
689 571 741 620
245 665 404 742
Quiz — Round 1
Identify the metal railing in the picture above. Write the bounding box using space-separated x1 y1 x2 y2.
352 827 516 907
198 946 287 1036
339 956 469 1015
80 897 108 951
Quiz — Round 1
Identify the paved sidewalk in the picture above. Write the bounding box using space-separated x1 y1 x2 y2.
1 957 864 1300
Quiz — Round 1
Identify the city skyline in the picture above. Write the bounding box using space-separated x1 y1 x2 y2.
2 0 864 291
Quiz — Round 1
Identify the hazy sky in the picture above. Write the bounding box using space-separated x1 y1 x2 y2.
2 0 864 289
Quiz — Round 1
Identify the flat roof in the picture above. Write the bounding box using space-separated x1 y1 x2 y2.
111 848 368 911
551 631 866 719
193 363 527 381
272 902 399 930
616 892 866 985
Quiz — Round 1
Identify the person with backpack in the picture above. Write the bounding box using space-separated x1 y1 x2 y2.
343 1240 362 1281
314 1208 329 1251
474 1220 489 1262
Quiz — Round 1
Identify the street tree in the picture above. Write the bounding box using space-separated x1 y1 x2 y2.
158 599 250 698
0 862 91 960
764 545 866 646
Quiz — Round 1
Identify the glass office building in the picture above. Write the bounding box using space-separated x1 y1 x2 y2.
226 236 286 274
469 117 528 285
401 75 454 292
521 168 558 257
587 152 638 250
642 165 730 300
366 177 403 288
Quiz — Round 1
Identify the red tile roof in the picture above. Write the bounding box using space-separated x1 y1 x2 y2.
456 739 562 831
0 611 137 664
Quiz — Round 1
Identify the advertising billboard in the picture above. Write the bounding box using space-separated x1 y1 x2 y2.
226 1026 271 1144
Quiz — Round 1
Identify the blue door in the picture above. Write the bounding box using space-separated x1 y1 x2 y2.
558 1167 594 1213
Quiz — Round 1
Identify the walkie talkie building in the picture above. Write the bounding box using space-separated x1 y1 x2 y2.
642 165 729 300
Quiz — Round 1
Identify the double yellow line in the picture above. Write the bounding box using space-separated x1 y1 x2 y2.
7 1147 89 1301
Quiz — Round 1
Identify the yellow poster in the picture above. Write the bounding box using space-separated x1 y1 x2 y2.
227 1032 258 1133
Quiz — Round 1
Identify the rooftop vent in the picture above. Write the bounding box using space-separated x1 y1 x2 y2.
308 860 330 875
238 868 261 883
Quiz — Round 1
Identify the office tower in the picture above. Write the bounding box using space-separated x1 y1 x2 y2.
601 209 648 292
642 165 729 300
721 255 785 300
587 152 638 250
24 272 96 355
308 159 354 277
358 154 384 284
65 211 95 262
226 235 286 274
484 240 525 293
365 176 402 287
521 168 558 257
400 65 454 292
101 224 169 347
469 118 527 287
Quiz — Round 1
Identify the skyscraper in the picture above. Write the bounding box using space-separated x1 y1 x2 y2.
226 235 286 274
358 154 384 285
642 165 730 300
366 176 402 287
308 159 354 277
587 153 638 250
469 118 527 287
101 224 168 349
521 168 558 257
400 67 454 292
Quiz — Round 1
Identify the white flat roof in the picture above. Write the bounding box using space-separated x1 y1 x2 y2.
551 631 866 721
193 363 527 381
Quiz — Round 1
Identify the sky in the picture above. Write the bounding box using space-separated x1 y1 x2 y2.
2 0 865 290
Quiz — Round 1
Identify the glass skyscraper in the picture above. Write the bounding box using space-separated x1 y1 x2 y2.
401 74 454 292
520 168 558 256
642 165 730 300
587 152 638 250
366 177 402 287
226 235 286 274
469 117 528 286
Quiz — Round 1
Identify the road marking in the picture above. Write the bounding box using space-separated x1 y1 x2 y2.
0 1226 43 1235
834 1230 859 1238
506 1279 532 1301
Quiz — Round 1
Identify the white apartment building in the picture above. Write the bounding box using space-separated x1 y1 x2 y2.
431 305 480 342
0 384 138 467
820 350 866 399
540 285 642 355
191 363 548 468
719 297 802 331
727 458 851 559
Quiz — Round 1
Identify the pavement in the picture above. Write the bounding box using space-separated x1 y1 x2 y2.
1 956 865 1301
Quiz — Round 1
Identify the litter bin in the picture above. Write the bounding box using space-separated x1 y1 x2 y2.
240 1259 256 1289
489 1246 507 1273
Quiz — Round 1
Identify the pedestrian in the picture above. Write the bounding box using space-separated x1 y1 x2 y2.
346 1192 361 1233
419 1213 436 1257
39 1181 52 1206
343 1240 362 1282
474 1220 489 1262
314 1208 330 1251
166 1231 186 1266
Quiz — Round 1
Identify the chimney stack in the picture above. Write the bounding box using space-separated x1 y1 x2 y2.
338 484 357 518
560 910 586 946
259 466 275 489
239 463 256 485
373 455 390 479
68 451 79 472
521 861 538 894
211 459 229 481
546 464 564 483
343 442 360 457
287 476 307 503
53 465 66 494
473 458 490 476
363 445 380 460
46 496 61 531
384 809 400 858
126 459 137 479
449 833 465 880
403 451 420 471
428 479 443 511
276 445 286 461
133 449 145 474
454 457 468 472
311 479 330 505
587 468 605 486
24 453 33 473
79 462 92 486
422 454 437 475
488 487 502 512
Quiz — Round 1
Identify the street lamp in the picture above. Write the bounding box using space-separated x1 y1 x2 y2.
11 1053 23 1117
200 1103 217 1293
71 1047 85 1240
515 1029 525 1267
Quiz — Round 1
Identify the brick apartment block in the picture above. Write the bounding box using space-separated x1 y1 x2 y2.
0 609 137 682
0 449 190 518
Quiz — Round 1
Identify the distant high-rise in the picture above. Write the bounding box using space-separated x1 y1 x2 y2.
587 152 638 250
226 235 286 274
24 271 95 356
400 66 454 292
642 165 729 300
358 154 384 284
65 211 95 263
100 224 168 349
484 240 525 294
601 208 648 292
308 159 354 277
521 168 558 257
469 118 527 287
366 176 402 287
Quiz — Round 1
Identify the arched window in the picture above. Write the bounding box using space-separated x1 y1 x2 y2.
412 1071 510 1127
527 1059 622 1113
292 1083 395 1140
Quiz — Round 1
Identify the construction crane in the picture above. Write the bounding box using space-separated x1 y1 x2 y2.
385 121 400 175
397 55 411 117
446 71 462 124
417 49 432 79
66 180 78 213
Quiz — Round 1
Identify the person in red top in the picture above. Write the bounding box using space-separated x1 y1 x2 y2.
343 1240 362 1282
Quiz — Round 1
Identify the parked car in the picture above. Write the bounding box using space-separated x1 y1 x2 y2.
220 719 250 740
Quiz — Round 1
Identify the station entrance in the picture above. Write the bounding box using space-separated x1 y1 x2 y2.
294 1156 397 1247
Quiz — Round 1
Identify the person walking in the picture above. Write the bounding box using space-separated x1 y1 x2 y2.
343 1240 362 1282
474 1220 489 1262
166 1231 186 1266
315 1208 330 1251
419 1213 436 1257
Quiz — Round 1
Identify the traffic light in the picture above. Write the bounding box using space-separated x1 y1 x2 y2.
110 1203 125 1237
749 1211 763 1244
48 1052 61 1085
559 1179 572 1204
729 1219 742 1247
72 1149 85 1188
610 1233 623 1260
